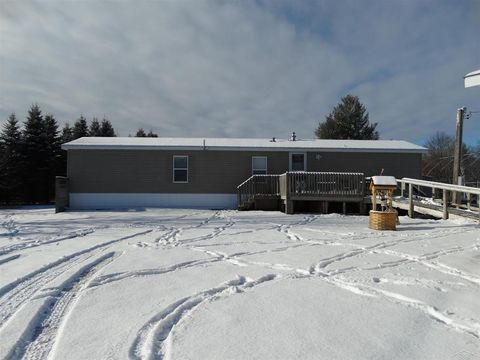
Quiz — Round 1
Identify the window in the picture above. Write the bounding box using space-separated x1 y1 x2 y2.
252 156 267 175
290 152 306 171
173 155 188 183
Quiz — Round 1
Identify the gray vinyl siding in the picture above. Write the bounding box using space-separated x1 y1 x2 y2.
67 150 288 193
67 149 422 193
307 152 422 179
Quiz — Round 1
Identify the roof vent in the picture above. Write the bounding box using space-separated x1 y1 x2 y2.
290 131 296 141
270 137 276 142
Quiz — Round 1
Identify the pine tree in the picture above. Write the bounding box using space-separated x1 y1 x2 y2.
72 115 89 139
61 123 74 143
100 118 116 137
0 113 23 203
315 95 379 140
44 114 61 200
59 123 73 177
22 104 50 202
147 130 158 137
0 113 22 152
89 117 101 136
45 114 60 147
135 128 147 137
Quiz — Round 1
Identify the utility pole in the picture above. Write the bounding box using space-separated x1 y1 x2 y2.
452 107 466 204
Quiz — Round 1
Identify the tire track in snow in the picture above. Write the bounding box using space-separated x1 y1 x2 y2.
0 229 152 331
130 274 279 360
90 258 222 288
309 228 480 275
276 215 318 243
423 261 480 286
176 213 236 246
309 239 404 274
191 211 221 228
95 238 301 289
317 275 480 339
304 224 479 251
0 254 20 266
96 212 239 288
0 228 98 256
154 211 232 247
191 247 306 273
7 252 120 360
308 242 480 286
374 246 480 286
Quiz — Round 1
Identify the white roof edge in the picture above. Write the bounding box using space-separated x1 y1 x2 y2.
61 137 427 153
464 69 480 78
61 144 427 153
465 69 480 88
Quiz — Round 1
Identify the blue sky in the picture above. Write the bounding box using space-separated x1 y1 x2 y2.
0 0 479 145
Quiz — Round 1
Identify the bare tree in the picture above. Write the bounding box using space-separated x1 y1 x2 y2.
423 132 479 187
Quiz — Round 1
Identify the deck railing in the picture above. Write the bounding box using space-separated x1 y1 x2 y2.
284 172 365 199
237 172 366 209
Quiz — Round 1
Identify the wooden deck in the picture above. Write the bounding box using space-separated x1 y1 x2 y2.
237 172 366 213
238 173 480 221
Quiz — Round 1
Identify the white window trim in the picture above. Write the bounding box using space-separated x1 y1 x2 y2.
173 155 189 183
252 156 268 175
289 152 307 171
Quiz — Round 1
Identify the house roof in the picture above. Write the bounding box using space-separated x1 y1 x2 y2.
464 69 480 88
62 137 427 153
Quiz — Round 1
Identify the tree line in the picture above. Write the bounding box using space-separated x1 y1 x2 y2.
0 105 110 204
0 104 161 204
61 115 116 141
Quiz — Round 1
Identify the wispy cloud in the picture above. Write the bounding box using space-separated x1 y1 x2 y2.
0 0 479 144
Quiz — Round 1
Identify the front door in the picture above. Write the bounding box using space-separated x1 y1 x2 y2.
289 152 306 171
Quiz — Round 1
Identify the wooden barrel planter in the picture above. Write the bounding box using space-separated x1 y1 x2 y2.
369 210 397 230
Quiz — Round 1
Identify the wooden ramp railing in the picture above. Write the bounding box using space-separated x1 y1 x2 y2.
395 178 480 222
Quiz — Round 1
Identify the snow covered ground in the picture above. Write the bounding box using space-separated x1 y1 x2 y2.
0 207 479 360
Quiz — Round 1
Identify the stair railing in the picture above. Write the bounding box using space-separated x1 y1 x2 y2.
237 175 281 209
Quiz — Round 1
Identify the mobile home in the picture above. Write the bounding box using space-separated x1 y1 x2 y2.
61 137 426 210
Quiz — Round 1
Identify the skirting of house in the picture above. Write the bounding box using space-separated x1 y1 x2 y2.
69 193 237 210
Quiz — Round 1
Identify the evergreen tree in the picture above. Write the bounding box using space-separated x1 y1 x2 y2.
100 117 116 137
89 117 101 136
22 104 50 202
0 113 23 203
72 115 89 139
61 123 74 143
147 130 158 137
44 114 61 200
315 95 379 140
59 123 74 177
45 114 60 147
135 128 147 137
